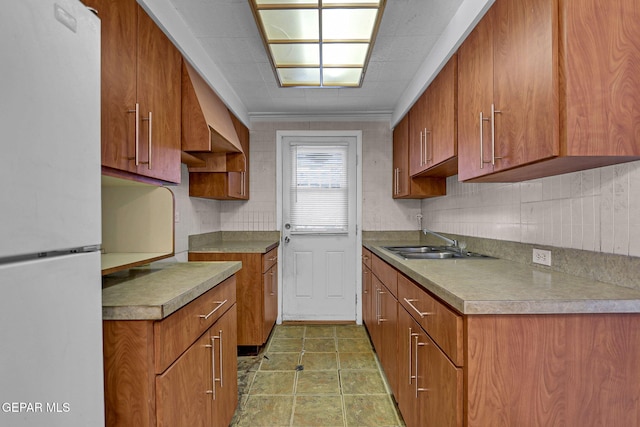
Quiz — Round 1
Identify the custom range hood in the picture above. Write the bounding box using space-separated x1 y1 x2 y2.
181 60 243 155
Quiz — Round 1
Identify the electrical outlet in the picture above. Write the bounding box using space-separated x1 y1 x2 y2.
533 248 551 266
174 211 180 223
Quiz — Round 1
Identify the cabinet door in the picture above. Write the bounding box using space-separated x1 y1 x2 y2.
210 305 238 427
83 0 137 174
135 7 181 183
419 331 463 427
409 92 428 176
228 171 248 199
263 263 278 341
362 264 373 331
492 0 558 172
392 115 410 198
562 0 640 157
427 55 457 169
397 307 424 427
457 8 495 181
379 284 399 397
369 275 384 350
393 115 448 199
156 331 211 427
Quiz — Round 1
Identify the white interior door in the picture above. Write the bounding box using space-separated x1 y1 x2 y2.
280 134 359 321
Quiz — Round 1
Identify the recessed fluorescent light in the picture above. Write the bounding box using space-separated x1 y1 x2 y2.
249 0 386 88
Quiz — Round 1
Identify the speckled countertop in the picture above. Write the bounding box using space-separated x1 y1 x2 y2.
364 241 640 315
188 231 280 254
102 261 241 320
189 240 279 253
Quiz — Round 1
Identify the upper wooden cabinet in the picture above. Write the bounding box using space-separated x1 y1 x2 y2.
84 0 182 184
393 114 447 199
457 0 640 182
409 54 458 178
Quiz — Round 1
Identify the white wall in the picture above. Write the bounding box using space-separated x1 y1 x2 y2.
221 120 422 232
422 160 640 257
167 164 221 260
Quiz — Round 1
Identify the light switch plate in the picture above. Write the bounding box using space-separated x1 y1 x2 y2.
533 248 552 266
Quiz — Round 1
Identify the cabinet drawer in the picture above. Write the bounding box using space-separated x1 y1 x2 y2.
398 274 463 366
154 275 236 373
362 247 372 269
262 247 278 272
372 254 397 297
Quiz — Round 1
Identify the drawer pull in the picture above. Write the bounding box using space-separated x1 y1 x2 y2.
269 256 277 262
404 298 431 318
199 300 228 320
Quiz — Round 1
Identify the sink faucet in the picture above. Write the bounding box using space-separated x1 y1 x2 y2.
422 228 465 254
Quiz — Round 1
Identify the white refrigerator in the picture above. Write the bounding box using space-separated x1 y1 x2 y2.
0 1 105 426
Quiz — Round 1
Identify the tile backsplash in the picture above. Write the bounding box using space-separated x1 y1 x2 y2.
422 160 640 258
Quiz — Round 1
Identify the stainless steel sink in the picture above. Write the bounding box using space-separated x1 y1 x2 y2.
401 251 455 259
382 245 493 260
382 245 449 253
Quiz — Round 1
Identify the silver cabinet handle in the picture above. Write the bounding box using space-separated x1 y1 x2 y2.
415 337 428 397
205 341 214 397
409 328 419 384
425 129 432 163
269 268 276 295
375 287 380 324
479 111 491 169
414 333 419 397
141 111 152 169
127 103 140 165
377 289 387 324
419 130 424 166
403 298 432 318
491 103 502 165
362 271 368 293
210 334 218 400
199 300 228 320
213 330 223 389
393 168 398 195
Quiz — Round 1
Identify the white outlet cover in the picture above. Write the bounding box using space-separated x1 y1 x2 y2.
533 248 551 266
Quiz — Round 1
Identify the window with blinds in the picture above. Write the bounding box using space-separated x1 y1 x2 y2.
289 144 349 233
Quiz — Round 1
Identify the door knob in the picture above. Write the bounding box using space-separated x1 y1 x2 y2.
284 236 290 243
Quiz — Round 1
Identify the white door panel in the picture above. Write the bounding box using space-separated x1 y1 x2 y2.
280 133 360 321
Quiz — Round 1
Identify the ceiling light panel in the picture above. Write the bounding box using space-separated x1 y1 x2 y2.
250 0 386 87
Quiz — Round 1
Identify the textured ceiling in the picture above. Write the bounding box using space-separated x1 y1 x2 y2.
145 0 492 122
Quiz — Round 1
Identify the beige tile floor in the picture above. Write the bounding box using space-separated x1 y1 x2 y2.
231 324 405 427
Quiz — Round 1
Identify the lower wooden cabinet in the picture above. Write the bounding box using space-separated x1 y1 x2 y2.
103 276 238 427
189 246 278 347
156 306 237 427
366 254 399 396
365 247 640 427
361 249 374 333
397 305 462 427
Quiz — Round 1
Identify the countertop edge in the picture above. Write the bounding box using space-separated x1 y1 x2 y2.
102 261 242 321
364 242 640 315
188 240 280 254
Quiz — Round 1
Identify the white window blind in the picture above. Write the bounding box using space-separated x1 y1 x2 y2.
289 144 349 233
